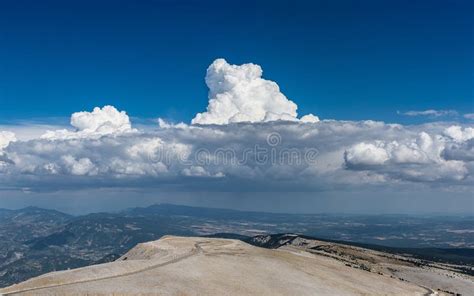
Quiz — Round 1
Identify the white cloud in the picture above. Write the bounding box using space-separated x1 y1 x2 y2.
345 142 389 166
1 116 472 192
0 59 472 195
0 131 16 150
0 123 67 141
62 155 98 176
344 131 468 182
182 166 224 178
71 105 132 133
400 109 458 117
41 105 134 139
157 118 188 129
191 59 317 124
0 131 16 172
300 114 320 123
443 125 474 142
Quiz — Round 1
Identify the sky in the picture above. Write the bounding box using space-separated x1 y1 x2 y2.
0 0 472 124
0 0 473 214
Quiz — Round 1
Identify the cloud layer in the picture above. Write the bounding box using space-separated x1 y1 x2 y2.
1 118 472 192
0 59 472 195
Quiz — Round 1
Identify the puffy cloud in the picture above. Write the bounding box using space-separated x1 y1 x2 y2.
191 59 317 125
41 106 134 139
444 125 474 142
157 118 188 129
443 140 474 162
300 114 320 123
0 131 16 171
62 155 98 176
345 142 389 166
71 105 132 133
182 166 224 178
344 131 469 182
0 131 16 150
442 128 474 162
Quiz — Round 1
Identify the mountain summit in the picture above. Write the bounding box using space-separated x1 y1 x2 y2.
3 235 471 295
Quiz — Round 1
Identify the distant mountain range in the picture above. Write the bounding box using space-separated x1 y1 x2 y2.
0 204 472 287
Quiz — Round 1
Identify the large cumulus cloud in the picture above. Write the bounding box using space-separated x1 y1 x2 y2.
192 59 319 124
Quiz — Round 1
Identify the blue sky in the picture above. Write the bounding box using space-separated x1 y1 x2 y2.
0 1 473 214
0 0 472 124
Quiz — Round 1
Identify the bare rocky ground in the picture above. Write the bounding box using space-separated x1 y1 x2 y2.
0 235 472 296
266 235 473 296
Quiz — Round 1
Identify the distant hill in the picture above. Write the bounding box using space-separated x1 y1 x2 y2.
123 203 301 220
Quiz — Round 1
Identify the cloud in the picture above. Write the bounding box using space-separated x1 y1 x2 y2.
443 125 474 142
344 142 389 166
61 155 98 176
191 59 318 124
41 105 134 139
344 131 468 182
399 109 458 117
1 117 472 192
464 113 474 120
0 59 472 195
0 122 68 141
300 114 320 123
70 105 132 133
0 131 16 150
0 131 17 172
443 140 474 162
182 166 224 178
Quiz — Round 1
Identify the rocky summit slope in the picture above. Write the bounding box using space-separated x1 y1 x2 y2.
0 235 472 296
